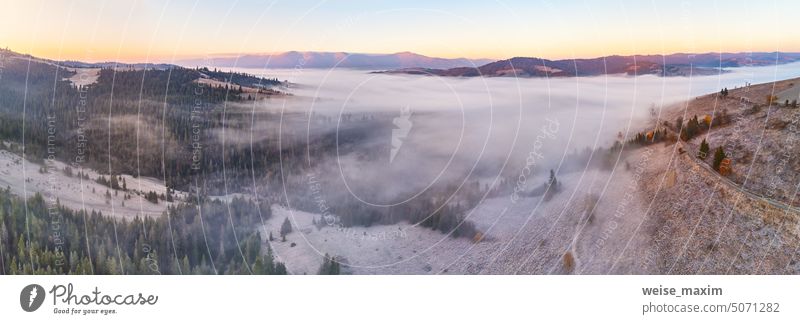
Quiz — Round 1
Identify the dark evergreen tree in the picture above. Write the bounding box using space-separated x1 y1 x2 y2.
698 138 710 160
317 253 341 275
280 217 292 237
548 169 558 190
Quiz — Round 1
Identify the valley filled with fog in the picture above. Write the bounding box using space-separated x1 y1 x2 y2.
236 61 800 163
200 62 800 273
221 62 800 205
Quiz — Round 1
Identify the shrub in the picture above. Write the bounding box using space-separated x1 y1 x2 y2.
563 251 575 273
719 158 732 176
713 147 727 172
472 231 484 243
766 95 778 104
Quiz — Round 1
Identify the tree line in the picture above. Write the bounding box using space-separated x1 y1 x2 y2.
0 188 286 275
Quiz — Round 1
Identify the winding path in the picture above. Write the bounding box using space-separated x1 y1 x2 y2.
676 141 800 214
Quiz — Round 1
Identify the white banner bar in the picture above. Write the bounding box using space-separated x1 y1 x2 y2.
0 276 795 323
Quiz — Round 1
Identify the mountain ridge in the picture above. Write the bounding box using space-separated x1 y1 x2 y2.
175 51 493 69
379 52 800 78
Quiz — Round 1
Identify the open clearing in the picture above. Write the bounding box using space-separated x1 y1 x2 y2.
263 160 657 274
0 147 181 219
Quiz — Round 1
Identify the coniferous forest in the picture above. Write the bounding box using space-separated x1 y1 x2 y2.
0 187 286 274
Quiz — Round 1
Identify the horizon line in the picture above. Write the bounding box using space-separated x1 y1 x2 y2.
5 46 800 66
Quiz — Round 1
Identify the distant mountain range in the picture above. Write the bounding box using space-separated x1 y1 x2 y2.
176 51 493 69
60 60 176 70
5 47 800 78
379 52 800 78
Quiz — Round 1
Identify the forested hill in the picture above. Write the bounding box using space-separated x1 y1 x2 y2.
0 48 283 104
0 49 286 189
197 67 282 88
86 67 283 104
379 52 800 78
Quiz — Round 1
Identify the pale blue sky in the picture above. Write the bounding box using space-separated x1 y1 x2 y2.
2 0 798 62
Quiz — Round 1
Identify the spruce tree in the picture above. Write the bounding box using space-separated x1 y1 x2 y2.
698 139 710 160
280 217 292 236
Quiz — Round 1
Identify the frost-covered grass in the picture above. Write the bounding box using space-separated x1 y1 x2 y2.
260 162 657 274
0 149 181 219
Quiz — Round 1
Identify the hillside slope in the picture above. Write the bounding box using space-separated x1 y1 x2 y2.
636 78 800 274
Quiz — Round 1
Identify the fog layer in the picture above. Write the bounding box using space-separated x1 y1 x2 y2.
220 63 800 202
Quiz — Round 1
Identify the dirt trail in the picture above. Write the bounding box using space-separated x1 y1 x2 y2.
677 141 800 213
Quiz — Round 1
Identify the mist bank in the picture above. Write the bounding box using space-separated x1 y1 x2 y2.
230 60 800 157
205 62 800 211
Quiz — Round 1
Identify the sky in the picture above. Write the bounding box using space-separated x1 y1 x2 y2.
1 0 799 63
